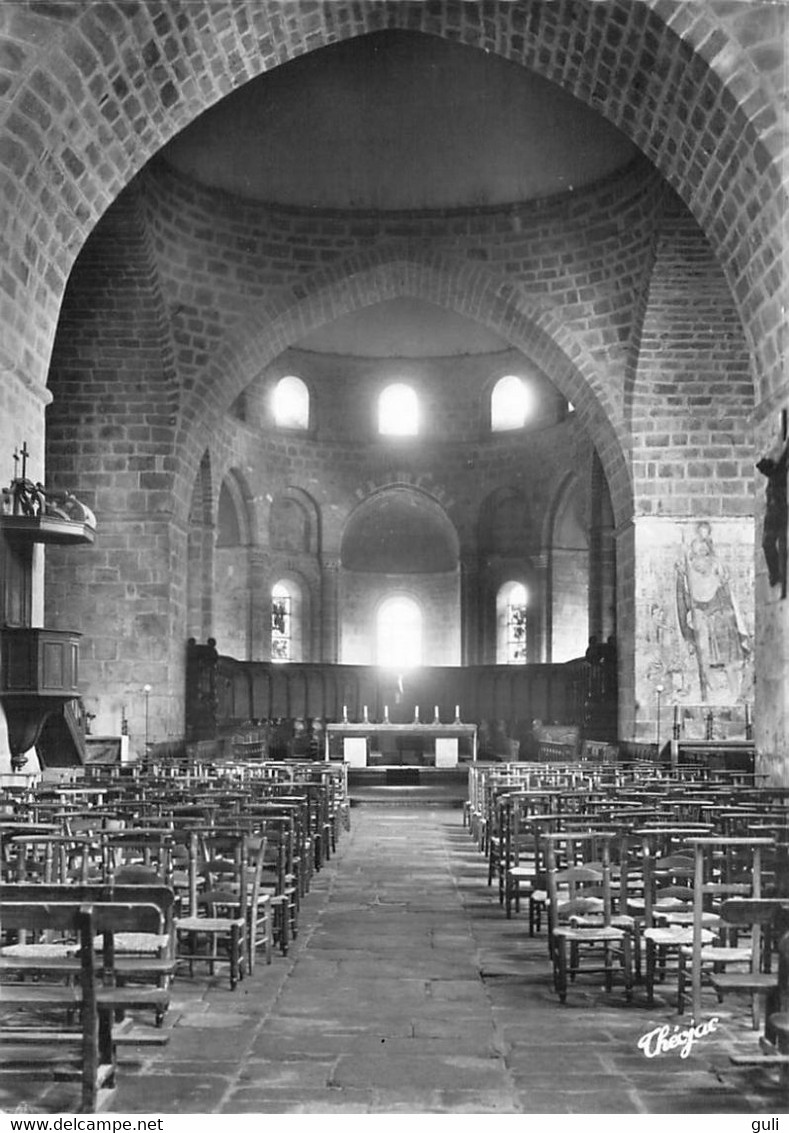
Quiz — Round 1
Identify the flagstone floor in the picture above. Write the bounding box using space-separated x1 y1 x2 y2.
4 805 785 1115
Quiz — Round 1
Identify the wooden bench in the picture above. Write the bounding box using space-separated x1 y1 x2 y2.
0 883 175 992
710 898 788 1022
729 925 789 1088
670 739 755 775
1 899 171 1112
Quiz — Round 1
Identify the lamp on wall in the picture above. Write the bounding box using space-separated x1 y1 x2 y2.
655 684 664 754
143 684 152 749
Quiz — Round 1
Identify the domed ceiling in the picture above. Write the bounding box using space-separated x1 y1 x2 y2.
298 298 509 357
164 29 640 211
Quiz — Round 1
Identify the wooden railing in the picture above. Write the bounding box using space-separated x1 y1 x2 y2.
184 640 610 755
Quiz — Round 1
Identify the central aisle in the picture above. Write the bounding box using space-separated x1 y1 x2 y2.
250 808 515 1111
98 805 774 1115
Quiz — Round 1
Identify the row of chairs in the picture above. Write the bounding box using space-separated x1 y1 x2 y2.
0 758 351 1109
2 769 348 972
467 759 789 1087
2 891 174 1112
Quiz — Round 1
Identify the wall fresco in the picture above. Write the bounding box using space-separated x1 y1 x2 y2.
636 518 754 733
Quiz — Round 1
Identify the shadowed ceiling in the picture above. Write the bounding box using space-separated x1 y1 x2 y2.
164 29 639 211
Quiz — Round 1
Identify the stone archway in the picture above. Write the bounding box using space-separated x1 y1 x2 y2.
3 0 784 770
174 247 634 529
0 2 781 408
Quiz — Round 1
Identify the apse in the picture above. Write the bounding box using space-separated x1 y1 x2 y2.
339 487 461 666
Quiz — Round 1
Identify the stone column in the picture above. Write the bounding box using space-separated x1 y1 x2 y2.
591 522 617 642
320 555 341 664
589 460 617 642
532 552 550 663
248 548 271 662
460 554 481 666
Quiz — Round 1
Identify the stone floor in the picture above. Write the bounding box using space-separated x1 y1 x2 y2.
3 805 786 1114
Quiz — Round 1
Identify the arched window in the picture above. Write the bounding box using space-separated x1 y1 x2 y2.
271 580 302 662
496 581 528 664
272 375 310 430
377 595 422 668
378 383 419 436
491 375 531 432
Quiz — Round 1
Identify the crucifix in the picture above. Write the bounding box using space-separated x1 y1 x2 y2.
10 443 39 516
13 442 29 481
756 411 788 599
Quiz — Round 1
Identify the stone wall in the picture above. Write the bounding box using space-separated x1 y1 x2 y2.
631 199 754 519
0 2 783 774
40 142 760 758
340 570 462 667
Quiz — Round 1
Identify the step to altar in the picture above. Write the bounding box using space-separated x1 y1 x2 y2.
348 765 468 807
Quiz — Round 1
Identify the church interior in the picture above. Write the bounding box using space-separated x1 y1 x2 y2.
0 0 787 1116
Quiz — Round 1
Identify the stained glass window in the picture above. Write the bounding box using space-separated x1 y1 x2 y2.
497 581 528 664
271 582 292 661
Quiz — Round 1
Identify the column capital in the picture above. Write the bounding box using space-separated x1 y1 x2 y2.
320 554 341 573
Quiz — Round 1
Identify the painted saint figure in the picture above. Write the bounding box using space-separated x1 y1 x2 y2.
675 522 751 703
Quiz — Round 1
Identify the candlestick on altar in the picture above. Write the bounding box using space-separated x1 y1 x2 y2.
433 705 440 723
363 705 369 724
414 705 420 723
342 704 348 723
455 705 461 722
383 705 389 723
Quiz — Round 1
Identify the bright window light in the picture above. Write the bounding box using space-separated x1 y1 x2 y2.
491 375 531 432
271 581 292 662
272 375 309 430
497 580 528 664
377 595 422 668
379 383 419 436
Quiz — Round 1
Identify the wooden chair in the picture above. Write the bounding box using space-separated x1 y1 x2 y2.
710 905 789 1089
1 898 170 1112
245 831 273 970
249 809 299 955
174 829 251 989
544 831 634 1003
636 846 718 1006
101 829 174 886
686 836 775 1024
499 789 560 924
0 882 176 1009
5 832 98 885
764 926 789 1086
702 898 788 1028
503 800 549 933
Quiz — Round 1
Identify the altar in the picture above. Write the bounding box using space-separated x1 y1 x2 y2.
325 722 477 767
